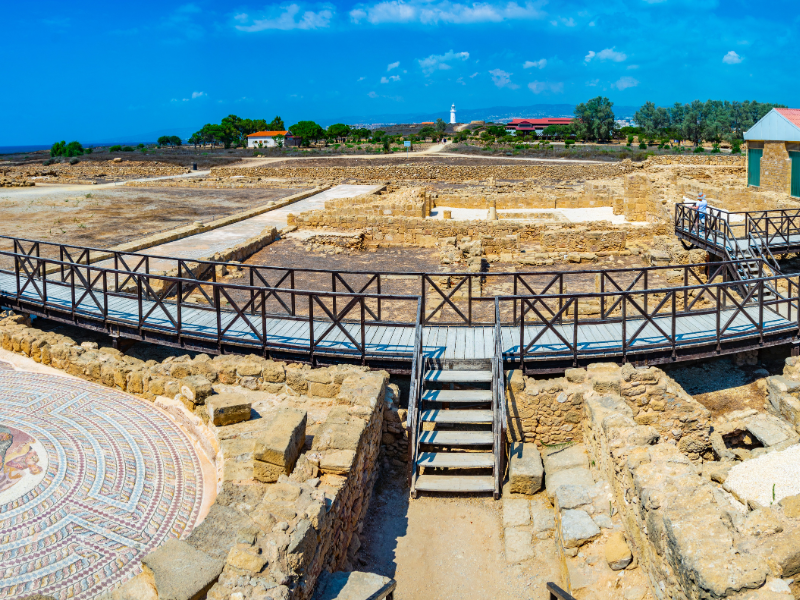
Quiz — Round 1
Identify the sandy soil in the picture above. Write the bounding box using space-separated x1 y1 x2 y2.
0 186 307 252
359 471 563 600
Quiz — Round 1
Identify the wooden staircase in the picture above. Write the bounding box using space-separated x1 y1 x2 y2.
406 304 506 499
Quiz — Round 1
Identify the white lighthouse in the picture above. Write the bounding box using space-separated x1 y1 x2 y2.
450 103 456 125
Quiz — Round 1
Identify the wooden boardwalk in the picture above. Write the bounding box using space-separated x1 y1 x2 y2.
1 273 795 366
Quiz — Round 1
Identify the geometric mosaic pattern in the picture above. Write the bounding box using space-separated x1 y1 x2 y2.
0 370 204 600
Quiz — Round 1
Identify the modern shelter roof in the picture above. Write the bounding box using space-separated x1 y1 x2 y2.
744 108 800 142
247 131 289 137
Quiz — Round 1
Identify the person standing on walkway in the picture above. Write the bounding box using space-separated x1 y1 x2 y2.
696 192 708 233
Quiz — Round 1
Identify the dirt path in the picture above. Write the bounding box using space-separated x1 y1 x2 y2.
359 473 562 600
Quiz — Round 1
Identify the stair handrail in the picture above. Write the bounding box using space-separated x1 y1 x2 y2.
493 298 507 499
406 297 424 493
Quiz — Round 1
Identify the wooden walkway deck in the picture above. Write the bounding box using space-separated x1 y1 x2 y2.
1 273 796 367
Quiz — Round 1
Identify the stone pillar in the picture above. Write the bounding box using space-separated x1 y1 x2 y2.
488 196 497 221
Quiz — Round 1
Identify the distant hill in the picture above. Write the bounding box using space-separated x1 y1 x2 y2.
331 103 639 128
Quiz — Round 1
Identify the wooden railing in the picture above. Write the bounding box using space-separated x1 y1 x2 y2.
501 271 800 368
1 249 422 361
1 235 782 328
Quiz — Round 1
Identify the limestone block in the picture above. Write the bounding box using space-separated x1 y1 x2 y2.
780 494 800 518
542 444 589 474
261 360 286 383
546 467 594 500
744 413 799 448
287 519 318 573
604 530 633 570
187 504 257 561
503 498 531 528
554 484 592 511
143 539 224 600
504 528 534 563
207 393 252 427
319 450 357 475
313 571 396 600
560 509 601 548
312 418 367 452
181 375 213 405
226 545 267 573
253 408 307 482
508 442 543 495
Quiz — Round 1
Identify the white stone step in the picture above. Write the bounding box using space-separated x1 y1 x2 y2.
415 474 494 493
424 370 492 383
416 451 494 468
421 409 493 424
422 389 492 403
419 430 493 446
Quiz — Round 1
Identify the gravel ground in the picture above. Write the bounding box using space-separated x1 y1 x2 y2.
725 444 800 506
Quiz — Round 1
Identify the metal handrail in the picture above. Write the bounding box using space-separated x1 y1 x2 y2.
493 298 507 499
407 300 425 494
547 582 577 600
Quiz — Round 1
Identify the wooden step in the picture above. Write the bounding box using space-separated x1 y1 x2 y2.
415 474 494 493
424 370 492 383
422 389 493 403
419 430 493 446
421 409 493 424
416 451 494 468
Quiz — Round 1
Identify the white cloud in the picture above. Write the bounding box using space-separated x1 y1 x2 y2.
469 72 479 78
523 58 547 69
368 91 379 98
585 47 627 63
614 76 639 90
349 1 546 25
586 78 599 87
723 50 743 64
627 64 639 70
528 80 564 94
235 4 333 32
381 75 401 83
357 76 367 81
387 60 400 71
489 68 519 89
191 91 206 99
418 49 469 74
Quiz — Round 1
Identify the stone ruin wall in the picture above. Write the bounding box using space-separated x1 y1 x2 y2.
512 361 800 600
760 142 794 195
211 161 637 183
288 211 673 254
505 363 710 459
0 312 399 600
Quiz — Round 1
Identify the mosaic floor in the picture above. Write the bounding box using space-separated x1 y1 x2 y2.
0 368 205 600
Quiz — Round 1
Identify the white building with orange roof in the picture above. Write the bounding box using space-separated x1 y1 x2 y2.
246 130 290 148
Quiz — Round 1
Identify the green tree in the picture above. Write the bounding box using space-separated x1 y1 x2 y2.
169 136 182 147
435 118 447 133
574 97 616 142
157 136 172 146
50 141 84 157
188 133 201 148
268 116 285 131
681 100 704 147
289 121 325 146
327 123 351 142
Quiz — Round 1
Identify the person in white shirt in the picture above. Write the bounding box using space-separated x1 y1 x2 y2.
696 192 708 232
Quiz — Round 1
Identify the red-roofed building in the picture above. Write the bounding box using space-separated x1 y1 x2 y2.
247 130 298 148
743 108 800 196
505 118 574 134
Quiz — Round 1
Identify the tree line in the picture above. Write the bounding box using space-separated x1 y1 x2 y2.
185 115 450 148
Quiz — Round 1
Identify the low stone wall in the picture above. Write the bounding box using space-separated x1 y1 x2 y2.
645 155 746 166
506 364 711 459
289 211 669 252
213 161 636 183
581 376 800 600
0 312 389 600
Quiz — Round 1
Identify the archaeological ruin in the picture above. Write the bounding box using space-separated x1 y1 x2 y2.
3 145 800 600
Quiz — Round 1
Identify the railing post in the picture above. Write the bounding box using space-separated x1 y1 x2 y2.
360 298 366 363
671 290 677 359
309 293 315 363
290 270 296 316
262 289 268 353
215 285 222 350
716 284 721 352
572 298 578 367
177 279 182 346
377 274 382 322
621 294 627 362
519 299 525 365
332 272 337 316
759 279 764 345
468 273 472 326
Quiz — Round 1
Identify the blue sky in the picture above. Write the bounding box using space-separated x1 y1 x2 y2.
3 0 799 144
